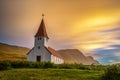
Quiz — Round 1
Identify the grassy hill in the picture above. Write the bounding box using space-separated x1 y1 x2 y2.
0 43 30 61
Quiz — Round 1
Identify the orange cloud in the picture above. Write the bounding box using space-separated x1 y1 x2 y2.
1 0 120 51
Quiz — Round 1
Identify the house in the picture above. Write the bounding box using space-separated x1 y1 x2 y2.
27 15 64 64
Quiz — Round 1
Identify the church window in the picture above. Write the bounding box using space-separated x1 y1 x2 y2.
38 46 40 49
38 37 41 40
39 37 41 40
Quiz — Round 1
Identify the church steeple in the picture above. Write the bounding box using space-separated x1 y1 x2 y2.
35 14 49 39
34 14 49 48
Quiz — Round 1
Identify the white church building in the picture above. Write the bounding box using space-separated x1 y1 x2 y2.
27 15 64 64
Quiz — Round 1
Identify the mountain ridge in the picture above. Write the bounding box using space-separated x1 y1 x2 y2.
0 42 99 65
58 49 99 65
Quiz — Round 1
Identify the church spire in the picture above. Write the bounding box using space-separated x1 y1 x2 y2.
42 13 44 18
35 14 49 39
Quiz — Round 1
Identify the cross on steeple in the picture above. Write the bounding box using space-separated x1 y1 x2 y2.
35 14 49 40
42 13 44 18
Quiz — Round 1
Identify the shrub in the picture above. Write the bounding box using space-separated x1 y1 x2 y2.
11 61 32 68
0 60 108 71
0 61 11 70
76 64 90 70
10 61 55 68
101 65 120 80
57 63 74 69
32 62 44 68
89 65 107 71
43 62 54 68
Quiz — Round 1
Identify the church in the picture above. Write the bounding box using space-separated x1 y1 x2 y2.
27 15 99 65
27 15 64 64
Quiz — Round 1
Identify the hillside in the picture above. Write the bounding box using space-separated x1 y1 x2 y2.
0 42 29 61
58 49 99 65
0 42 99 65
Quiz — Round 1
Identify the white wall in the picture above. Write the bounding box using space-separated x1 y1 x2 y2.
51 55 64 64
27 48 64 64
27 49 35 61
27 36 51 62
27 36 64 64
27 47 51 62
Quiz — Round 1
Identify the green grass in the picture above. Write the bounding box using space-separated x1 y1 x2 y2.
0 69 102 80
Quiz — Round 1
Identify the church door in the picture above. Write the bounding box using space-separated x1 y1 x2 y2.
36 56 41 62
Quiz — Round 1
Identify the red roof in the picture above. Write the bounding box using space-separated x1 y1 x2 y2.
35 19 49 39
45 47 63 59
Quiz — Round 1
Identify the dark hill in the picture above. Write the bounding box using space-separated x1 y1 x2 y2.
58 49 99 65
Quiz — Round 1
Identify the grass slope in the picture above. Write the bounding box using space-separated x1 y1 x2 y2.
0 43 30 61
0 69 102 80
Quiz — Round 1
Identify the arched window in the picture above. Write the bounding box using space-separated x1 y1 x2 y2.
38 46 40 49
38 37 41 40
39 37 41 40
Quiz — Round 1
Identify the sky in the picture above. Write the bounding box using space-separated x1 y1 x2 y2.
0 0 120 64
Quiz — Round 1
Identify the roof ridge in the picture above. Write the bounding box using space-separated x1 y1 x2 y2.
45 46 63 59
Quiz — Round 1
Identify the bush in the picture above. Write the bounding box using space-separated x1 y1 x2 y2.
89 65 107 71
10 61 55 68
43 62 54 68
0 61 11 70
32 62 44 68
11 61 32 68
76 64 90 70
101 65 120 80
56 63 90 69
58 63 74 69
0 61 108 71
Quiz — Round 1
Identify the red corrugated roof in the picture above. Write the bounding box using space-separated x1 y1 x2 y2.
45 47 63 59
35 19 49 39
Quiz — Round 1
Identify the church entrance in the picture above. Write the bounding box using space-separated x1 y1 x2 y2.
36 56 41 62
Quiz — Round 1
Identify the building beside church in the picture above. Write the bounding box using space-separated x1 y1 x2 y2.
27 16 64 64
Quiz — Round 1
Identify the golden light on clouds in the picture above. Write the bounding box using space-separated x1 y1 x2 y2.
69 13 120 52
86 17 118 27
72 14 119 33
1 0 120 52
1 0 120 64
75 44 104 51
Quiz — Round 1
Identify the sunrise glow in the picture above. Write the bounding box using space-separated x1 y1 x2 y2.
1 0 120 64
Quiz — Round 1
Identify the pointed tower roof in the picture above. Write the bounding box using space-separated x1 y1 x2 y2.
35 15 49 39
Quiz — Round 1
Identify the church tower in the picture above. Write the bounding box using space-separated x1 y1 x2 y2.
34 14 49 50
27 14 64 64
27 14 51 62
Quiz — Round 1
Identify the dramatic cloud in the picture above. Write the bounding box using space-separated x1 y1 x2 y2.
114 52 120 57
0 0 120 64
